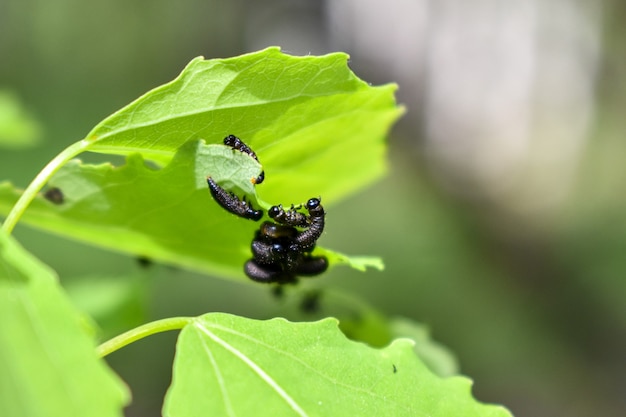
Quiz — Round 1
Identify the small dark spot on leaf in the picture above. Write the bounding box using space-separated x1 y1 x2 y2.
393 364 397 374
44 187 64 204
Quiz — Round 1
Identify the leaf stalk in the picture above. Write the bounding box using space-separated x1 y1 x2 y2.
97 316 193 357
2 139 91 234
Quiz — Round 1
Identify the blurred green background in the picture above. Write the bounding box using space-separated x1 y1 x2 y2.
2 1 626 416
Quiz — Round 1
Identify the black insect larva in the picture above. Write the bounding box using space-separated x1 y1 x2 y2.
252 223 302 270
295 255 328 276
207 177 263 221
290 198 325 252
223 134 265 184
305 197 324 217
243 196 327 285
244 259 283 283
224 134 259 162
252 172 265 185
268 204 309 227
251 240 286 266
258 221 298 240
215 133 328 286
244 259 297 284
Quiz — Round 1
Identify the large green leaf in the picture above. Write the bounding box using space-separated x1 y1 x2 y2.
267 288 459 377
0 47 398 278
0 141 380 279
163 313 511 417
0 231 129 417
84 47 401 205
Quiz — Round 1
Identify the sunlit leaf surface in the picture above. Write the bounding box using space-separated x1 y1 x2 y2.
0 141 378 279
84 47 402 205
1 47 398 279
163 313 511 417
275 289 459 377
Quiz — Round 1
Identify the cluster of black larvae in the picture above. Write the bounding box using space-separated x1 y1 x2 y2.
207 135 328 285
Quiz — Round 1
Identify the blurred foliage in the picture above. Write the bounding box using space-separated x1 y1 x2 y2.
0 231 129 417
0 91 42 148
64 272 149 342
1 1 626 417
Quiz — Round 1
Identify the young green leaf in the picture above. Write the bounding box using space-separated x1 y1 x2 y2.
2 47 399 276
320 249 385 272
0 231 129 417
0 141 376 279
163 313 511 417
84 46 402 205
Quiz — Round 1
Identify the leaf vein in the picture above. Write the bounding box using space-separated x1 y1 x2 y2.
203 322 417 413
196 322 310 417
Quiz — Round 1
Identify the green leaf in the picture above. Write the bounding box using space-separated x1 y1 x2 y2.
0 231 129 417
1 47 398 278
321 249 385 272
389 317 459 377
84 47 402 204
0 91 42 148
0 141 376 279
271 289 459 377
163 313 511 417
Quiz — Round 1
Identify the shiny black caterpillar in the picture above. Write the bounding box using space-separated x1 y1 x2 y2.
244 198 327 284
224 134 265 185
207 135 328 284
206 177 263 221
268 204 309 227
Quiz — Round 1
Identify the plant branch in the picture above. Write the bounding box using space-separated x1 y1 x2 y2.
2 139 91 234
97 316 194 357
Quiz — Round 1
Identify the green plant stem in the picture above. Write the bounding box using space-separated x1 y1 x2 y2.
1 139 91 234
97 317 194 357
